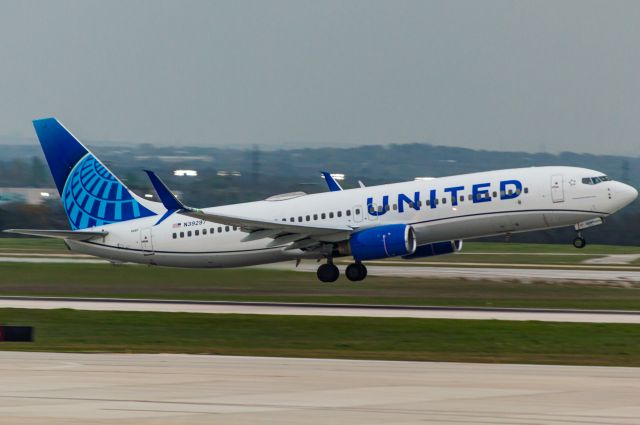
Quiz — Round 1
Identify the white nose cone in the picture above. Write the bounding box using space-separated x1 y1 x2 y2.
617 183 638 209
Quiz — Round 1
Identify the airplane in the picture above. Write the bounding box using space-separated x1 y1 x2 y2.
5 118 638 282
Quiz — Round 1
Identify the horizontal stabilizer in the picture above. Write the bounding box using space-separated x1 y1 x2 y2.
144 170 186 211
3 229 108 240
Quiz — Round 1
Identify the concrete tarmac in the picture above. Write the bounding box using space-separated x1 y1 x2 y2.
1 351 640 425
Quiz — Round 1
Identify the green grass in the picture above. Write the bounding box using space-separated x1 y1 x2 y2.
1 308 639 366
3 263 640 310
0 238 68 253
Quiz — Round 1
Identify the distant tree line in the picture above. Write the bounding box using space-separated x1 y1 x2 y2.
0 143 638 245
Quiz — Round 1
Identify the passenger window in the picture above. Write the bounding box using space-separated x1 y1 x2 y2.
306 215 310 221
460 195 464 202
408 202 414 209
355 209 360 215
468 194 473 201
425 199 430 206
225 226 230 232
442 198 447 205
218 227 222 233
493 191 497 198
393 204 398 210
233 226 238 231
313 214 318 220
210 228 214 234
329 212 334 218
172 233 177 239
290 217 294 222
298 216 303 222
180 232 184 238
524 187 529 194
435 199 439 205
337 211 342 217
346 210 351 216
187 231 192 237
203 229 207 235
321 213 326 219
195 230 200 236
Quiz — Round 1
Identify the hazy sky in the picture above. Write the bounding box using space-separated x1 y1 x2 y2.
1 0 639 154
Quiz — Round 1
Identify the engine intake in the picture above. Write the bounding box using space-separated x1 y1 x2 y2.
347 224 417 261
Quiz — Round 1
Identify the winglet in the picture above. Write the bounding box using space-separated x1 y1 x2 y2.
321 171 343 192
144 170 186 211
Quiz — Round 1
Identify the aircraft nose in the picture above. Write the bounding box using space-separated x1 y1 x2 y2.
618 183 638 207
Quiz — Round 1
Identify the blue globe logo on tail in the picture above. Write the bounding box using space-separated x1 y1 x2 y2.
62 154 156 230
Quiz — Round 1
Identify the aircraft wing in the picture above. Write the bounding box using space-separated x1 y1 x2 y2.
181 209 354 241
3 229 108 240
144 170 354 245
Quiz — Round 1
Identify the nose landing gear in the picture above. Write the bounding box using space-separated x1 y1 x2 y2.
573 233 587 249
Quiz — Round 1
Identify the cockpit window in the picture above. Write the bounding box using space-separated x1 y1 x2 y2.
581 176 611 185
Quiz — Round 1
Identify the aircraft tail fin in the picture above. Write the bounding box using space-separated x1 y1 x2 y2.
32 118 160 230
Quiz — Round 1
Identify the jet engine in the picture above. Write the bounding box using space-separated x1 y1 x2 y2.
338 224 417 261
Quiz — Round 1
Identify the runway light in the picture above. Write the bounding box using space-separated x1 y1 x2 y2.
173 169 198 177
144 194 154 199
217 170 242 177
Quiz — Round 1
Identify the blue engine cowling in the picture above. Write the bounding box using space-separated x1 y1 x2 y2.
349 224 417 261
402 240 462 259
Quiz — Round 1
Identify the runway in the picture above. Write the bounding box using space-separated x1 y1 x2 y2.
3 296 640 323
270 262 640 284
4 252 640 283
1 351 639 425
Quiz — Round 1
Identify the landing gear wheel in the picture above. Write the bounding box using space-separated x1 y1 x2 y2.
346 262 368 282
317 263 339 282
573 236 586 249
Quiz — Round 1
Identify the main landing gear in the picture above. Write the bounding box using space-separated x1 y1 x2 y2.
317 262 339 282
316 261 368 282
345 262 367 282
572 232 587 249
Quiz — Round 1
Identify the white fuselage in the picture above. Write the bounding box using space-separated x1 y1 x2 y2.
66 166 637 267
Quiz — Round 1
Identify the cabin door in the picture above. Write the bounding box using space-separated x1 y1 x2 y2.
140 228 154 256
551 174 564 203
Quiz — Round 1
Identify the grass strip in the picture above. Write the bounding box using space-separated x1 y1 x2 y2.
1 308 640 366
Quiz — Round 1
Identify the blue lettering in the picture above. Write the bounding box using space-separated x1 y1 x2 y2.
472 183 491 203
367 195 389 216
398 192 420 212
444 186 464 206
500 180 522 200
429 189 437 209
